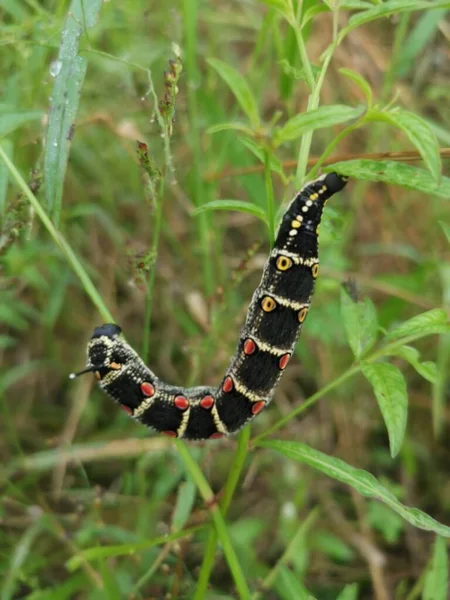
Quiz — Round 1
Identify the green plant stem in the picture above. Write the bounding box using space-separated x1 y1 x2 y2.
264 149 275 246
175 440 251 599
183 0 215 297
0 144 114 323
142 174 166 362
295 44 336 187
194 427 251 600
253 330 439 444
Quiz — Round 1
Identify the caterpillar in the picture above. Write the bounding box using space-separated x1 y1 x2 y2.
71 172 347 440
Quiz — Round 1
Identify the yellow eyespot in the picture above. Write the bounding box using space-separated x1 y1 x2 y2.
261 296 277 312
298 307 308 323
276 256 293 271
312 263 319 278
291 220 301 229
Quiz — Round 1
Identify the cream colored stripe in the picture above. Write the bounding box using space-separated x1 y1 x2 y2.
247 334 292 357
177 407 191 438
259 290 309 312
133 395 155 418
211 404 228 434
233 376 268 404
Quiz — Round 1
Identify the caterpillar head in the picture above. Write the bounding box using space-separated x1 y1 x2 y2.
70 323 126 383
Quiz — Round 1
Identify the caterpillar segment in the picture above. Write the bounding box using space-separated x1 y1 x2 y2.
71 172 348 440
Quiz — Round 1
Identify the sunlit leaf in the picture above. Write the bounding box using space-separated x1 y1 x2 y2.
259 440 450 537
362 362 408 458
207 122 255 136
335 583 359 600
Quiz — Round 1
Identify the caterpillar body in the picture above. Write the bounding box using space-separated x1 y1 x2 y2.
71 172 347 440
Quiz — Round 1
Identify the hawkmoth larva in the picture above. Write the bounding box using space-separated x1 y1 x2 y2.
71 172 348 440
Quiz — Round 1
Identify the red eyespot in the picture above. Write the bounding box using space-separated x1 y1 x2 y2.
243 338 256 355
141 382 155 397
252 401 265 415
162 430 177 438
222 376 234 393
278 354 290 370
200 395 215 409
174 395 189 410
120 404 133 415
209 432 225 439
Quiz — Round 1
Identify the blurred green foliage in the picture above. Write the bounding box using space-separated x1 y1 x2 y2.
1 1 449 599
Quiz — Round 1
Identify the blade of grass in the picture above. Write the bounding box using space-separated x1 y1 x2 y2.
0 144 114 323
44 0 103 225
175 439 251 599
194 427 251 600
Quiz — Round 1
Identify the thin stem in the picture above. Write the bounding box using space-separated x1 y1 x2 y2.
295 44 336 187
264 149 276 247
194 427 251 599
142 174 166 361
0 144 114 324
175 440 251 599
253 330 444 444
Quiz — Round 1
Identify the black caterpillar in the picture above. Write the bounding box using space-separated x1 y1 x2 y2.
71 172 347 440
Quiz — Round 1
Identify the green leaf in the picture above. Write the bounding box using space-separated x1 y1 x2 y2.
339 68 373 107
340 1 449 40
207 122 255 136
275 105 364 145
0 111 43 138
423 537 448 600
384 345 438 384
44 0 103 225
207 58 260 128
258 440 450 537
366 108 441 182
341 288 378 358
335 583 359 600
328 160 450 199
362 362 408 458
385 309 449 341
192 199 267 222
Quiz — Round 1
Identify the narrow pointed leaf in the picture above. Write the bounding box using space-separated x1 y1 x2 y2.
362 362 408 458
207 58 260 128
192 199 267 222
328 160 450 199
275 105 364 145
258 440 450 537
44 0 103 224
384 345 438 384
385 309 449 341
